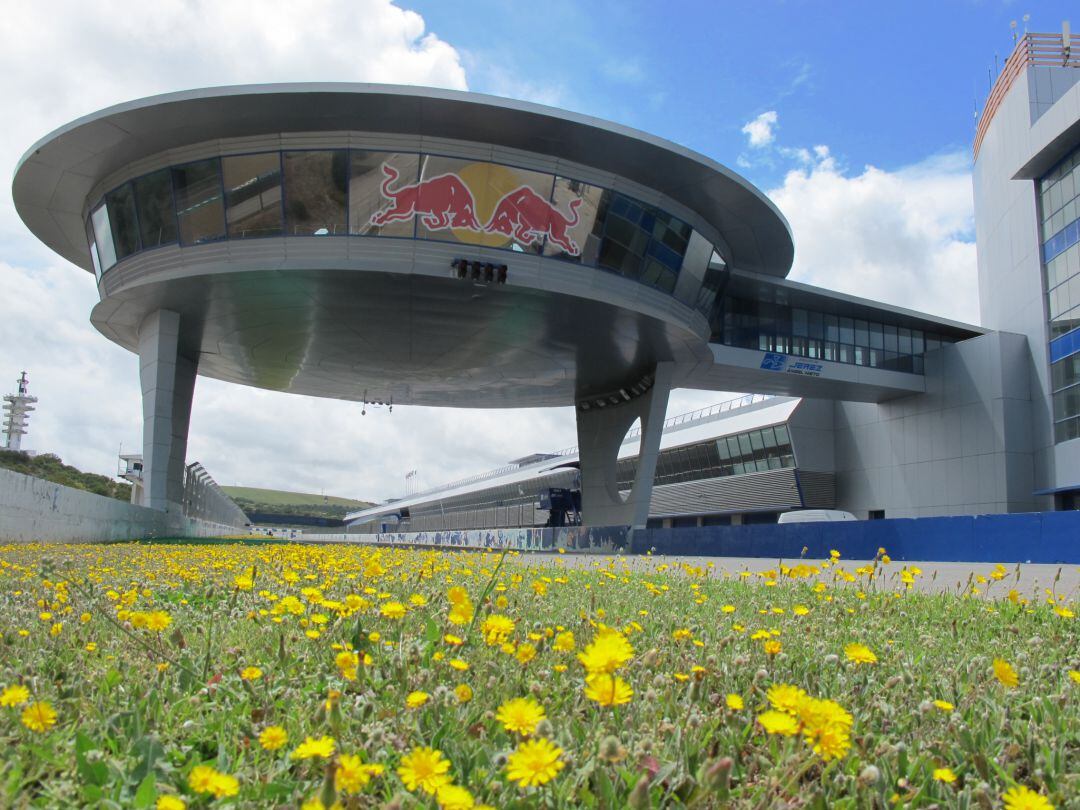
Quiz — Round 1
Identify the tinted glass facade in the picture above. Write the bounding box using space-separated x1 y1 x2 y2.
716 297 952 374
1042 144 1080 441
85 149 698 295
615 424 796 489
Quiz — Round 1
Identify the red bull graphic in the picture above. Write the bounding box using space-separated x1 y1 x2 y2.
369 164 482 232
369 162 583 257
483 186 582 255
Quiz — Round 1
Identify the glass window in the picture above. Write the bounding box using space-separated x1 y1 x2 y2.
808 311 824 340
542 176 605 263
792 308 808 336
91 204 116 270
105 184 139 261
898 327 912 355
912 329 924 355
854 320 869 347
737 433 753 458
222 153 282 238
774 424 790 448
883 325 899 353
284 150 347 235
869 322 884 350
349 151 420 237
594 191 651 280
173 158 226 246
825 314 839 343
838 317 854 345
133 169 177 249
85 216 102 279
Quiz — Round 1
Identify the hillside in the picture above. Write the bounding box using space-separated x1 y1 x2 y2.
0 449 131 502
221 486 372 520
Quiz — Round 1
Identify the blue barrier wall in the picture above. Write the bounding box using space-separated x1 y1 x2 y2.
631 512 1080 563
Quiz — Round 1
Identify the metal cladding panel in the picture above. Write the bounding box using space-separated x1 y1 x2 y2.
643 469 802 517
796 470 837 508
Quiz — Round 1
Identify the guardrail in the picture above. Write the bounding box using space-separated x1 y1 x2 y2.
974 31 1078 158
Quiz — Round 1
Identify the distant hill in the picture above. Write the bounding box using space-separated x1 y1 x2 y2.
0 449 131 502
222 486 372 520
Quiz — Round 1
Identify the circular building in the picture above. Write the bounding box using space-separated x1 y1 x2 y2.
14 83 795 525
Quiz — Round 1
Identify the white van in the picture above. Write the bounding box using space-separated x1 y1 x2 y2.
778 509 858 524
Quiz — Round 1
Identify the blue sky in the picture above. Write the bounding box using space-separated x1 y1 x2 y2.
411 0 1073 188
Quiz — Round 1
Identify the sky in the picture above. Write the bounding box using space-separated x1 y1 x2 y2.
0 0 1074 502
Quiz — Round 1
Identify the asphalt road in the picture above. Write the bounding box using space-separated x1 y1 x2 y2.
511 553 1080 596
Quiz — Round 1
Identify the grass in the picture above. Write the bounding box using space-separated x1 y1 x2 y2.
0 543 1075 808
219 487 370 509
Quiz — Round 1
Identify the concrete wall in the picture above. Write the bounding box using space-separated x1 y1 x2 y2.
833 332 1038 517
0 468 245 542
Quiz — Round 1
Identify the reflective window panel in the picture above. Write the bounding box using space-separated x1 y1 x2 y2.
91 204 117 270
133 169 177 249
105 184 139 261
542 176 606 263
223 153 283 238
173 159 226 246
350 151 420 237
283 151 347 235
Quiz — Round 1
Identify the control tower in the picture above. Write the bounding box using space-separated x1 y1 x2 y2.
2 372 37 452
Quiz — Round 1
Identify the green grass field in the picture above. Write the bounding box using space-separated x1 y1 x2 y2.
220 486 371 510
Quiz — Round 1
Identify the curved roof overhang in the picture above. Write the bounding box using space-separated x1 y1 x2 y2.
13 83 793 278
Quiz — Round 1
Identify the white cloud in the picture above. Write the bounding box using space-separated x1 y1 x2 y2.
768 149 978 323
741 110 779 148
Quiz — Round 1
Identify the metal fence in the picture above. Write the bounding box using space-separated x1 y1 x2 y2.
182 463 249 528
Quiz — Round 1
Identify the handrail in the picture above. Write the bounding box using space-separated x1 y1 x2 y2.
975 32 1078 159
387 392 776 504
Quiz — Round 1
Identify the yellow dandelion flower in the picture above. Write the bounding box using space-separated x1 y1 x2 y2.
1069 670 1080 685
258 725 288 751
1001 785 1054 810
553 631 575 651
726 693 744 710
397 746 452 795
436 783 475 810
21 701 57 732
0 684 30 708
240 666 263 681
455 684 473 703
406 691 430 709
844 643 878 664
584 674 634 707
496 697 546 736
933 699 954 711
291 735 336 760
757 710 800 736
335 753 384 793
993 658 1020 688
763 640 782 656
156 796 186 810
481 614 515 645
380 601 407 619
933 768 957 783
577 627 634 675
505 737 565 788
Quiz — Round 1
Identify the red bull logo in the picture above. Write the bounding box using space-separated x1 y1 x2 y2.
369 162 583 257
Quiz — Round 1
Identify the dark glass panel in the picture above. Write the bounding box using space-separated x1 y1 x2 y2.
105 183 139 260
283 150 347 235
222 153 282 238
133 169 177 249
883 324 899 353
173 159 226 246
854 320 869 347
869 322 884 350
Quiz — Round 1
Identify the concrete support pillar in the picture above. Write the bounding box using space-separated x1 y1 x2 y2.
575 362 673 528
138 310 196 513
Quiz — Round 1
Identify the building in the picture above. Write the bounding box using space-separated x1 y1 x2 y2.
11 31 1078 530
974 28 1080 508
